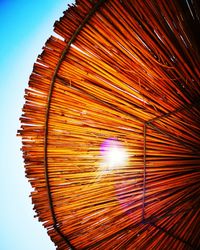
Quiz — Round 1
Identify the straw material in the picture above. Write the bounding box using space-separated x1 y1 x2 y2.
18 0 200 249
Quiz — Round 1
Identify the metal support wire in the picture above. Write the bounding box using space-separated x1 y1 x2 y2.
146 99 200 125
147 122 198 153
147 222 195 249
43 1 107 249
142 101 200 248
146 100 200 153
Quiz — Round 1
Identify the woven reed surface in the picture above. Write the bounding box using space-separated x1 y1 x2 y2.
19 0 200 249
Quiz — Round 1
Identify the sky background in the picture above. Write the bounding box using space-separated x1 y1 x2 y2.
0 1 74 249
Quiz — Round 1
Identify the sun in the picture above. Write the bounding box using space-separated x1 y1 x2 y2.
100 138 128 171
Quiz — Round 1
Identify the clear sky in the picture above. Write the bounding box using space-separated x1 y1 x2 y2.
0 1 74 249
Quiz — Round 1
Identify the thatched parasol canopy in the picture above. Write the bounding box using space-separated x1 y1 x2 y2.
18 0 200 249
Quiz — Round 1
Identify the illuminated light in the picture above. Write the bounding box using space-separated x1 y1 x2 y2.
100 138 128 170
106 146 127 169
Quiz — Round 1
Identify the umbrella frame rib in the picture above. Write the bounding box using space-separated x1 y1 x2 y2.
148 221 195 249
43 1 107 248
142 100 200 249
146 100 200 152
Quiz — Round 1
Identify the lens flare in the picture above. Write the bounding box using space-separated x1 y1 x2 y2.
100 138 128 170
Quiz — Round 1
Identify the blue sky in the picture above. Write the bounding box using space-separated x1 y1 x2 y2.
0 1 73 249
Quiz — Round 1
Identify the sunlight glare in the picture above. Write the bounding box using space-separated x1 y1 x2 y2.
100 138 128 171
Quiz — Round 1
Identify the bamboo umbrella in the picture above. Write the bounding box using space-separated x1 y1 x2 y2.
18 0 200 249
